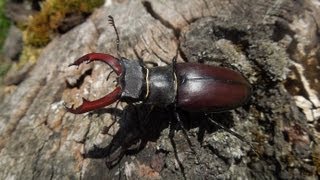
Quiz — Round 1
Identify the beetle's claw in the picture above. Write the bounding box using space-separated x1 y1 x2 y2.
65 86 122 114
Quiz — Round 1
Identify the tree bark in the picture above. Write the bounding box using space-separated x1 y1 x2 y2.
0 0 319 179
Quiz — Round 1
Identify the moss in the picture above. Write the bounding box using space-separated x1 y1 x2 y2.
19 0 104 65
24 0 104 47
0 1 11 82
0 61 11 78
19 45 42 65
0 0 11 51
313 146 320 175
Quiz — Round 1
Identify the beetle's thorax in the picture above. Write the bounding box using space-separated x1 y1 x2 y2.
119 58 177 106
144 65 177 105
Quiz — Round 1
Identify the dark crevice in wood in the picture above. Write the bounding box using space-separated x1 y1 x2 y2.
141 1 189 62
142 1 180 38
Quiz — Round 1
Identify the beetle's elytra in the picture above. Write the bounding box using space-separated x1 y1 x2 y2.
176 63 251 112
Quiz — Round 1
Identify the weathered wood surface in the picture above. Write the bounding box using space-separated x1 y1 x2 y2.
0 0 319 179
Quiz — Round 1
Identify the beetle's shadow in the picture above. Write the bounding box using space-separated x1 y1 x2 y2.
84 104 235 168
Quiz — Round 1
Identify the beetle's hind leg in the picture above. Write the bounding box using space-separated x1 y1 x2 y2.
173 110 198 156
170 106 200 176
168 118 187 180
205 113 260 157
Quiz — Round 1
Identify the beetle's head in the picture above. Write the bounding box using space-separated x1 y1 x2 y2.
65 53 147 114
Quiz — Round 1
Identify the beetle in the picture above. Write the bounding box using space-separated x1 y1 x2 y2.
65 17 251 114
66 53 251 114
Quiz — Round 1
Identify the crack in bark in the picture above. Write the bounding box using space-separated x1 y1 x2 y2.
142 1 180 38
79 117 92 180
150 30 169 54
140 34 169 65
49 164 54 180
32 139 47 180
141 1 189 62
202 0 211 14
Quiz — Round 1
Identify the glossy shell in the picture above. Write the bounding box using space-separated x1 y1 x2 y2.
176 63 251 112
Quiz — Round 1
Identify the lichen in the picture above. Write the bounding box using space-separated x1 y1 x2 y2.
312 145 320 175
19 46 42 66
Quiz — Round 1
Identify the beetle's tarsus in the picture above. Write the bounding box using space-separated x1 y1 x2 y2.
206 115 260 157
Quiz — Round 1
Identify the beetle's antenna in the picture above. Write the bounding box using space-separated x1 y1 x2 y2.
108 15 121 58
206 114 260 157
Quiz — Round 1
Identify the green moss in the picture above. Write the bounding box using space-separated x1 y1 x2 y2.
19 45 42 65
0 61 11 77
0 0 11 51
20 0 104 63
313 146 320 175
24 0 104 47
0 1 11 82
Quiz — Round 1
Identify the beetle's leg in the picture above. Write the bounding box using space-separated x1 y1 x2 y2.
111 100 121 125
205 114 260 157
69 53 122 75
173 109 199 164
174 111 194 148
168 119 187 179
106 70 115 81
100 101 122 135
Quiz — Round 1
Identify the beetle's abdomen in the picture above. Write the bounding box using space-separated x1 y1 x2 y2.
176 63 251 112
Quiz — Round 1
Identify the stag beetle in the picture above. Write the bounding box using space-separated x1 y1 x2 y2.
65 17 251 114
65 16 256 169
66 55 251 113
